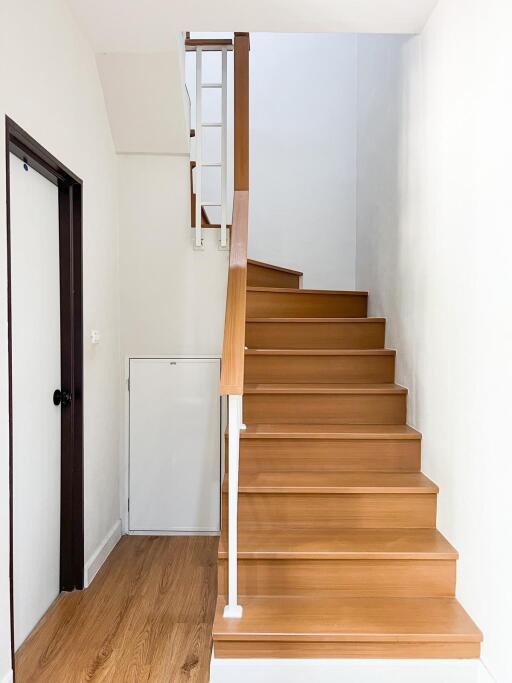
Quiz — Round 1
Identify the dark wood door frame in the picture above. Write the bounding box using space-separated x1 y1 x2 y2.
5 116 84 670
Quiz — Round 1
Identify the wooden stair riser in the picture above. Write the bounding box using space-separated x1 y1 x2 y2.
227 437 421 473
224 492 437 529
244 353 395 384
218 558 456 598
246 320 386 350
246 290 368 318
244 393 407 425
214 641 481 660
247 263 300 288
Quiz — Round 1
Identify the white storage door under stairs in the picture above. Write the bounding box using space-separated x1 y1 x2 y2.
129 357 221 534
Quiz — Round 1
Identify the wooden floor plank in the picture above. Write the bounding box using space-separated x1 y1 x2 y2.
15 536 218 683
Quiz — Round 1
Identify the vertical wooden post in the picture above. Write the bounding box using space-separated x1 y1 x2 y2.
234 32 250 192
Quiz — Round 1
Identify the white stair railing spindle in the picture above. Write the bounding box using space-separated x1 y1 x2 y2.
220 47 228 249
195 47 203 248
224 394 243 618
193 44 229 250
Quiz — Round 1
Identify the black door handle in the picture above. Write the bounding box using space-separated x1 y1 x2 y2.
53 389 72 407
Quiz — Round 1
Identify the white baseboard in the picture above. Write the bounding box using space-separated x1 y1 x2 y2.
1 669 13 683
210 657 495 683
84 519 122 588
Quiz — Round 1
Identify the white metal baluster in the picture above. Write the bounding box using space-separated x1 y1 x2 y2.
223 394 243 618
220 47 228 249
195 47 203 249
240 395 246 430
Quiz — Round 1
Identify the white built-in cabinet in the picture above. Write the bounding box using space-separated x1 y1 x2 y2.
128 357 221 534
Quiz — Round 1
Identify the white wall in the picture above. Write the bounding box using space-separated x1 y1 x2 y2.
0 0 121 677
249 33 358 289
97 47 190 154
118 155 228 357
356 3 512 681
118 154 228 529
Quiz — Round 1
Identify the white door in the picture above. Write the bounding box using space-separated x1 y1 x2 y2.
129 358 221 533
10 154 61 649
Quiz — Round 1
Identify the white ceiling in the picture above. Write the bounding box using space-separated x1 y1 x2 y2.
69 0 438 53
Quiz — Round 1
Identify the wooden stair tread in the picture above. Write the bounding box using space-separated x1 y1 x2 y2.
246 317 385 323
218 528 457 560
244 383 407 395
245 349 395 356
226 471 438 494
213 596 482 643
247 286 368 296
247 259 303 276
239 424 421 439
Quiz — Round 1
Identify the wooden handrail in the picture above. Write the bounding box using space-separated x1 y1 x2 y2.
185 38 233 52
220 191 249 395
220 32 250 397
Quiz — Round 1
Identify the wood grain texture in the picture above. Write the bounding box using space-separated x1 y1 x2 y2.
214 640 481 659
231 435 421 472
185 38 233 51
246 288 368 318
238 423 422 439
243 384 407 425
213 596 482 657
227 492 437 529
226 424 421 472
219 191 248 395
248 259 303 276
232 471 438 494
15 536 218 682
218 558 456 598
220 31 250 394
214 594 482 641
244 349 396 383
247 260 301 288
218 528 458 560
245 318 386 349
234 33 249 190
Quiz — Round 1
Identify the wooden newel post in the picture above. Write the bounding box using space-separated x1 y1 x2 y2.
234 32 250 192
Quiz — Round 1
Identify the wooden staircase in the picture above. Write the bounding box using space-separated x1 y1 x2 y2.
213 258 482 660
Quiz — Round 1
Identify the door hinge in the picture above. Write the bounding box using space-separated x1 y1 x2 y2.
127 377 130 391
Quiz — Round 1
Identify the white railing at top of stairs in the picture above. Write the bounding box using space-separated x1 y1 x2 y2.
193 45 229 250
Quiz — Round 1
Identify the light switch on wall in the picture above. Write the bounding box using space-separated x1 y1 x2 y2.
90 330 101 345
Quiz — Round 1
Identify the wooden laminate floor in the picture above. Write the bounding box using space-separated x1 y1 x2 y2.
16 536 218 682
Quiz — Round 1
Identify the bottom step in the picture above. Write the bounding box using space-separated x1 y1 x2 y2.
213 596 482 659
